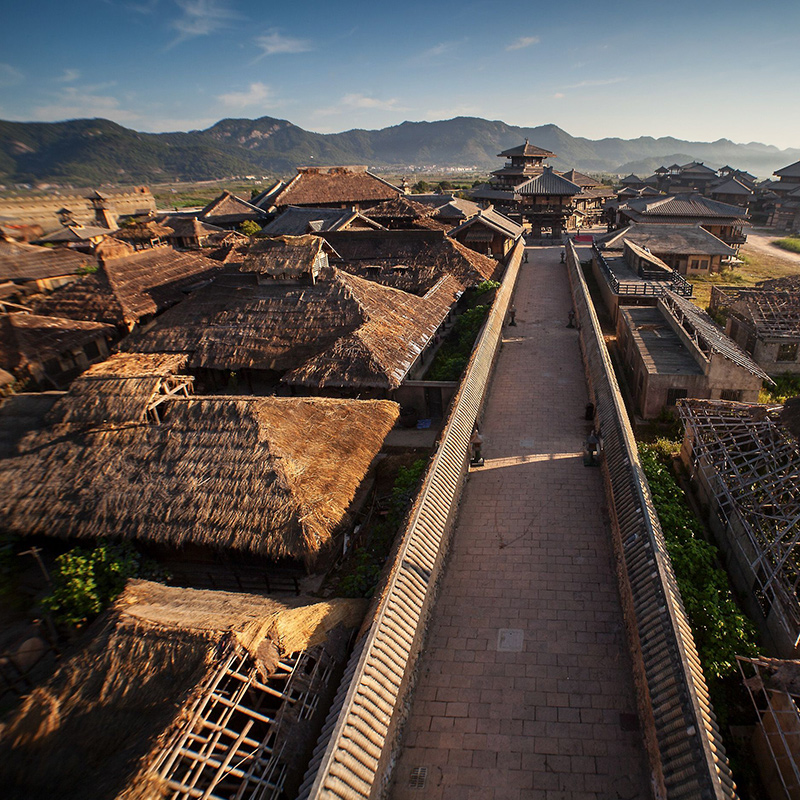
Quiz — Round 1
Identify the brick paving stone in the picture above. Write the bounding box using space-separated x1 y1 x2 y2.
389 246 650 800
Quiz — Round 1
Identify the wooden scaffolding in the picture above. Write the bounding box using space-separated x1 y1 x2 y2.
151 643 336 800
678 400 800 636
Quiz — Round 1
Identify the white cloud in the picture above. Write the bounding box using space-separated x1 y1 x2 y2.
506 36 540 51
254 30 312 57
561 77 626 90
57 68 81 83
169 0 237 44
217 81 272 109
0 63 24 88
32 87 140 123
553 92 565 99
341 93 405 111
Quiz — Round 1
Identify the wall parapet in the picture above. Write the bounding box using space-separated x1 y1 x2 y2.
566 239 737 800
297 239 524 800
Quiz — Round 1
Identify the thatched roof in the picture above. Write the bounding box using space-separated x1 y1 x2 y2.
261 206 383 236
50 353 191 425
321 228 499 294
38 224 114 243
239 234 332 279
123 267 458 388
273 166 401 208
33 247 221 328
0 579 367 800
155 216 226 241
0 239 93 282
0 396 399 561
364 195 435 224
112 218 174 242
198 191 267 226
0 313 114 373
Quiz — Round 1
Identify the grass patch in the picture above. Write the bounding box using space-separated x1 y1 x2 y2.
774 237 800 254
759 372 800 403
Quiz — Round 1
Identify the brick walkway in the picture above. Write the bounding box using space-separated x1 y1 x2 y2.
390 246 651 800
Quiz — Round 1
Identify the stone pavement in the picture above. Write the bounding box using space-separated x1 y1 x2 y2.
390 246 651 800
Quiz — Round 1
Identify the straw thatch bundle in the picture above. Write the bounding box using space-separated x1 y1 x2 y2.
274 167 401 208
322 229 498 294
112 218 174 242
239 234 327 278
0 580 366 800
123 267 457 389
48 353 190 425
34 247 220 328
0 312 114 373
0 396 399 562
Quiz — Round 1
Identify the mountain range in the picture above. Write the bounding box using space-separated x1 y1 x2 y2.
1 116 798 187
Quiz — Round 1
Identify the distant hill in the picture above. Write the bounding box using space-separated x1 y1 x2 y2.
1 116 798 186
613 154 702 177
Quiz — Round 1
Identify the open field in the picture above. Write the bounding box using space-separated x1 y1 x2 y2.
689 228 800 307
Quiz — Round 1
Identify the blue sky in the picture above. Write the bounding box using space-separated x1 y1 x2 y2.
1 0 799 148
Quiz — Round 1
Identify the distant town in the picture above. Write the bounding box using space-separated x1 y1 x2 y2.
1 133 799 800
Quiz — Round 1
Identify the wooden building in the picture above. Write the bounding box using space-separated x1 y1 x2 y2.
0 360 399 569
36 223 113 253
596 222 735 275
616 292 769 419
122 257 463 398
0 312 114 388
262 205 383 236
266 166 402 212
448 206 524 258
764 160 800 233
678 400 800 658
319 228 499 294
710 285 800 375
34 247 221 334
155 216 228 249
616 193 750 250
591 239 694 322
0 239 94 296
198 190 269 229
0 579 367 800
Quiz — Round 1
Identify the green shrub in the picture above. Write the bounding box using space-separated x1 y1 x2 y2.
43 542 164 626
774 237 800 255
426 304 491 381
338 459 427 598
760 372 800 404
639 443 758 680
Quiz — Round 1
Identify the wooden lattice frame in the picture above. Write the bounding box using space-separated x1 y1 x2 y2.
150 644 335 800
678 400 800 631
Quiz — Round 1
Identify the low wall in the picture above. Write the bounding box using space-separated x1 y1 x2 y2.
297 239 524 800
566 241 738 800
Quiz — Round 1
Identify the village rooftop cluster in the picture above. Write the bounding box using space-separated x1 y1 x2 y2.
0 141 799 799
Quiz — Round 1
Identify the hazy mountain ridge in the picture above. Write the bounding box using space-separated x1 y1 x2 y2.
1 116 798 186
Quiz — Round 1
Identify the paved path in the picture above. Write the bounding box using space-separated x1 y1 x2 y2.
390 246 651 800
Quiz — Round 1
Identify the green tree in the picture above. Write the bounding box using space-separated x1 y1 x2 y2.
412 180 431 193
239 219 263 236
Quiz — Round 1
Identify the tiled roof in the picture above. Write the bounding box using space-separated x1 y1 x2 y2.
622 193 749 221
679 161 717 175
497 141 556 158
514 167 580 196
262 206 381 236
448 206 524 239
710 177 753 197
199 191 267 225
776 160 800 179
663 291 771 380
597 223 735 256
38 225 113 243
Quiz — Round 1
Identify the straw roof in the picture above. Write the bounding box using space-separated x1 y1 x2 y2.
198 191 267 226
0 579 367 800
123 267 459 388
38 224 114 244
0 396 399 562
273 166 401 208
239 234 330 279
33 247 221 328
0 240 93 282
321 229 499 294
155 216 226 241
0 312 114 374
112 218 174 242
364 195 435 223
51 353 191 425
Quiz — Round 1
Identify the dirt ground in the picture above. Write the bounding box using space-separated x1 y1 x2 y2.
690 228 800 307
